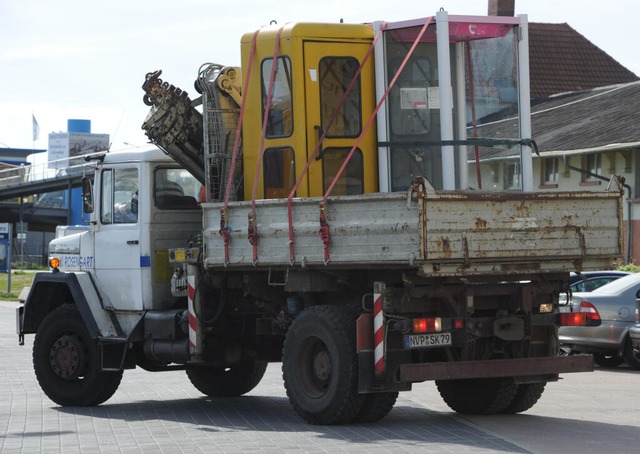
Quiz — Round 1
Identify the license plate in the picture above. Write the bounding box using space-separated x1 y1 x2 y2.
403 333 452 349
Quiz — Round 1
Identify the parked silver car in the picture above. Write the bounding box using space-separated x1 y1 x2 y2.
629 299 640 352
568 270 630 292
559 271 630 305
559 272 640 369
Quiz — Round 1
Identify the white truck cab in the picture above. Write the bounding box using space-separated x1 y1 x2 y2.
50 146 201 312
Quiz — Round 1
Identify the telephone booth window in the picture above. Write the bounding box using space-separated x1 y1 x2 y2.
264 147 295 198
262 57 293 138
319 57 362 138
322 147 364 195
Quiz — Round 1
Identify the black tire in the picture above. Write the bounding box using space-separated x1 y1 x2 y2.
282 305 365 425
436 377 518 415
33 305 123 406
593 352 624 368
503 382 546 414
186 360 268 397
354 392 399 423
622 337 640 370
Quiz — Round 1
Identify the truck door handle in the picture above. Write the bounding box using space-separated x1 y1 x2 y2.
127 240 139 245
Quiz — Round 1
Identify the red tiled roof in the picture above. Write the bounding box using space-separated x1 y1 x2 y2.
529 23 638 98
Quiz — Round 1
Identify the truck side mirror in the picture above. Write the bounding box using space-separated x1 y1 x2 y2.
82 176 94 213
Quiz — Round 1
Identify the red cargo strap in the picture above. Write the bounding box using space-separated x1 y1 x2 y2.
320 16 433 263
286 23 387 264
220 27 260 265
248 25 285 264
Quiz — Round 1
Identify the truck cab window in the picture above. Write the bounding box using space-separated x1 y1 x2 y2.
155 168 200 209
101 168 139 224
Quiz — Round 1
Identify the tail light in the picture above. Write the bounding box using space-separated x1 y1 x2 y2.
559 301 601 326
413 317 442 333
410 317 464 333
579 301 601 325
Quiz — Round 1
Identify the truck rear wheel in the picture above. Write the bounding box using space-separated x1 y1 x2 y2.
33 305 123 406
282 305 365 425
503 382 546 413
354 392 399 423
186 360 268 397
436 377 518 414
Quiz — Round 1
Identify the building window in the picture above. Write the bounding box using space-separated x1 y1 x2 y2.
504 161 520 190
541 157 559 186
582 153 602 183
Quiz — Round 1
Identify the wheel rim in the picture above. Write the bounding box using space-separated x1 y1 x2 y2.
300 336 332 398
49 334 86 380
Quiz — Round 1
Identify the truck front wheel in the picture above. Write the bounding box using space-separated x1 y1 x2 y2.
282 305 365 425
186 360 268 397
33 305 123 406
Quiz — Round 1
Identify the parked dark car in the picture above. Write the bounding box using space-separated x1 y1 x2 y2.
560 272 640 369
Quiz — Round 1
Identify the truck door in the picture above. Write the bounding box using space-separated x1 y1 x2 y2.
303 42 377 196
94 165 144 311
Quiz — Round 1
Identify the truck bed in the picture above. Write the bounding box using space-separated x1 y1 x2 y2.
201 187 622 276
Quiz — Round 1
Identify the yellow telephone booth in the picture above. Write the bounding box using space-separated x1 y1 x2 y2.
241 22 378 200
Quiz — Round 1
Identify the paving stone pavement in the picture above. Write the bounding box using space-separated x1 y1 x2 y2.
1 301 531 453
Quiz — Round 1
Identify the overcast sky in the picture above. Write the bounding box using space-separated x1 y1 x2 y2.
1 0 638 154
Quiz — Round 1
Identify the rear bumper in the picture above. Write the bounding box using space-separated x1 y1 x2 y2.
398 355 594 382
560 321 630 352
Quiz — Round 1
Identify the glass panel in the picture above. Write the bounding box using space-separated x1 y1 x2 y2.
155 167 200 209
322 148 364 195
383 28 442 191
263 147 295 199
464 27 520 190
262 57 293 137
388 57 432 136
319 57 361 138
504 161 520 190
100 169 113 224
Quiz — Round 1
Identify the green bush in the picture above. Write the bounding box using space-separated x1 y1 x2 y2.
617 263 640 273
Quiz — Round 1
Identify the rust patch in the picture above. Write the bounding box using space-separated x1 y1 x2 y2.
475 217 488 230
437 237 452 258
